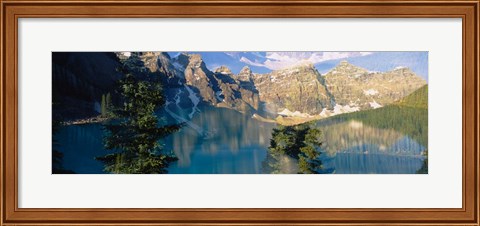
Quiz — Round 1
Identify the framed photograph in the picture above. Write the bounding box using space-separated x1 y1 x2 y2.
1 0 478 225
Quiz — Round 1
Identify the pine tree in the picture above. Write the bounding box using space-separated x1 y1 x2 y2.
101 94 107 117
298 128 323 174
105 92 112 117
106 92 112 114
96 53 182 174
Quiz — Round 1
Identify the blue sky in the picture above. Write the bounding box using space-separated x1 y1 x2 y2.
168 52 428 81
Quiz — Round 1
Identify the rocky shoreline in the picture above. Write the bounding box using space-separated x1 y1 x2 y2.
62 116 109 126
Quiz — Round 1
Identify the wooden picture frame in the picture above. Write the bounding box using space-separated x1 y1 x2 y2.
1 0 478 225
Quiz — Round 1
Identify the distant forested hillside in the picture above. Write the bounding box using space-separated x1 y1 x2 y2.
326 85 428 147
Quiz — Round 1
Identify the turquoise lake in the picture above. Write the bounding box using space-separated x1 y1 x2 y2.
55 106 426 174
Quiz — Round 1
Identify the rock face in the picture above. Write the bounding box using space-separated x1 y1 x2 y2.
324 61 427 110
213 65 260 113
172 53 220 105
148 53 262 117
253 63 333 115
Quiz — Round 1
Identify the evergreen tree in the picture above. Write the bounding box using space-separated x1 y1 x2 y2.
106 92 112 115
263 124 323 174
97 53 182 174
101 94 107 117
416 150 428 174
298 128 323 174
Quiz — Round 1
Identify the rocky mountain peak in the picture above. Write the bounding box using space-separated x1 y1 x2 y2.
173 53 206 69
339 60 349 65
296 61 315 68
390 66 415 76
273 61 317 76
327 60 368 75
186 54 205 68
214 66 233 75
239 66 252 75
172 53 190 68
237 66 254 82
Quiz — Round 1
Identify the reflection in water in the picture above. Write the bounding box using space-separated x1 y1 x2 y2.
165 106 275 174
325 153 424 174
56 106 426 174
317 119 425 174
319 120 425 157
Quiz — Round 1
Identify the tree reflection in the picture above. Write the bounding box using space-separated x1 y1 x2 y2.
262 124 326 174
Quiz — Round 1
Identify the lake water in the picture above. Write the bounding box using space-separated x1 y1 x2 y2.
55 106 426 174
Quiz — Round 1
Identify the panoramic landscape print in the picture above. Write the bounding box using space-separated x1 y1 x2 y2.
52 51 428 174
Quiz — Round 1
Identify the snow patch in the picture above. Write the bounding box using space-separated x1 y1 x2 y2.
278 108 311 118
331 104 360 116
363 89 379 96
215 91 224 101
369 100 382 109
194 73 200 80
184 85 200 118
164 104 204 136
270 76 277 82
278 108 294 116
319 108 330 117
174 89 183 105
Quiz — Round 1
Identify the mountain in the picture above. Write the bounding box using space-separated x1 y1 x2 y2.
213 65 260 114
158 56 426 123
323 61 427 112
315 52 429 81
253 62 333 115
52 52 427 125
327 84 428 148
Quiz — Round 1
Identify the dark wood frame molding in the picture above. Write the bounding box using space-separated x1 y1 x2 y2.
1 0 478 225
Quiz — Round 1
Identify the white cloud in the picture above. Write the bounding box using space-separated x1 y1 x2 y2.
241 52 372 70
224 52 239 58
239 57 265 67
206 63 221 71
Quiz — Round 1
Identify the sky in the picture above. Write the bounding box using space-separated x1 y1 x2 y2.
168 52 428 81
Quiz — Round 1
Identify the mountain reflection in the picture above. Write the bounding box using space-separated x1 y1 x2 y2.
317 119 425 157
164 105 275 173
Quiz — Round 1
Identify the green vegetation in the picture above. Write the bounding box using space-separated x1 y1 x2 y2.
327 85 428 173
100 92 113 117
100 93 112 117
332 105 427 147
263 124 324 174
416 151 428 174
396 85 428 109
96 53 182 174
331 85 428 147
